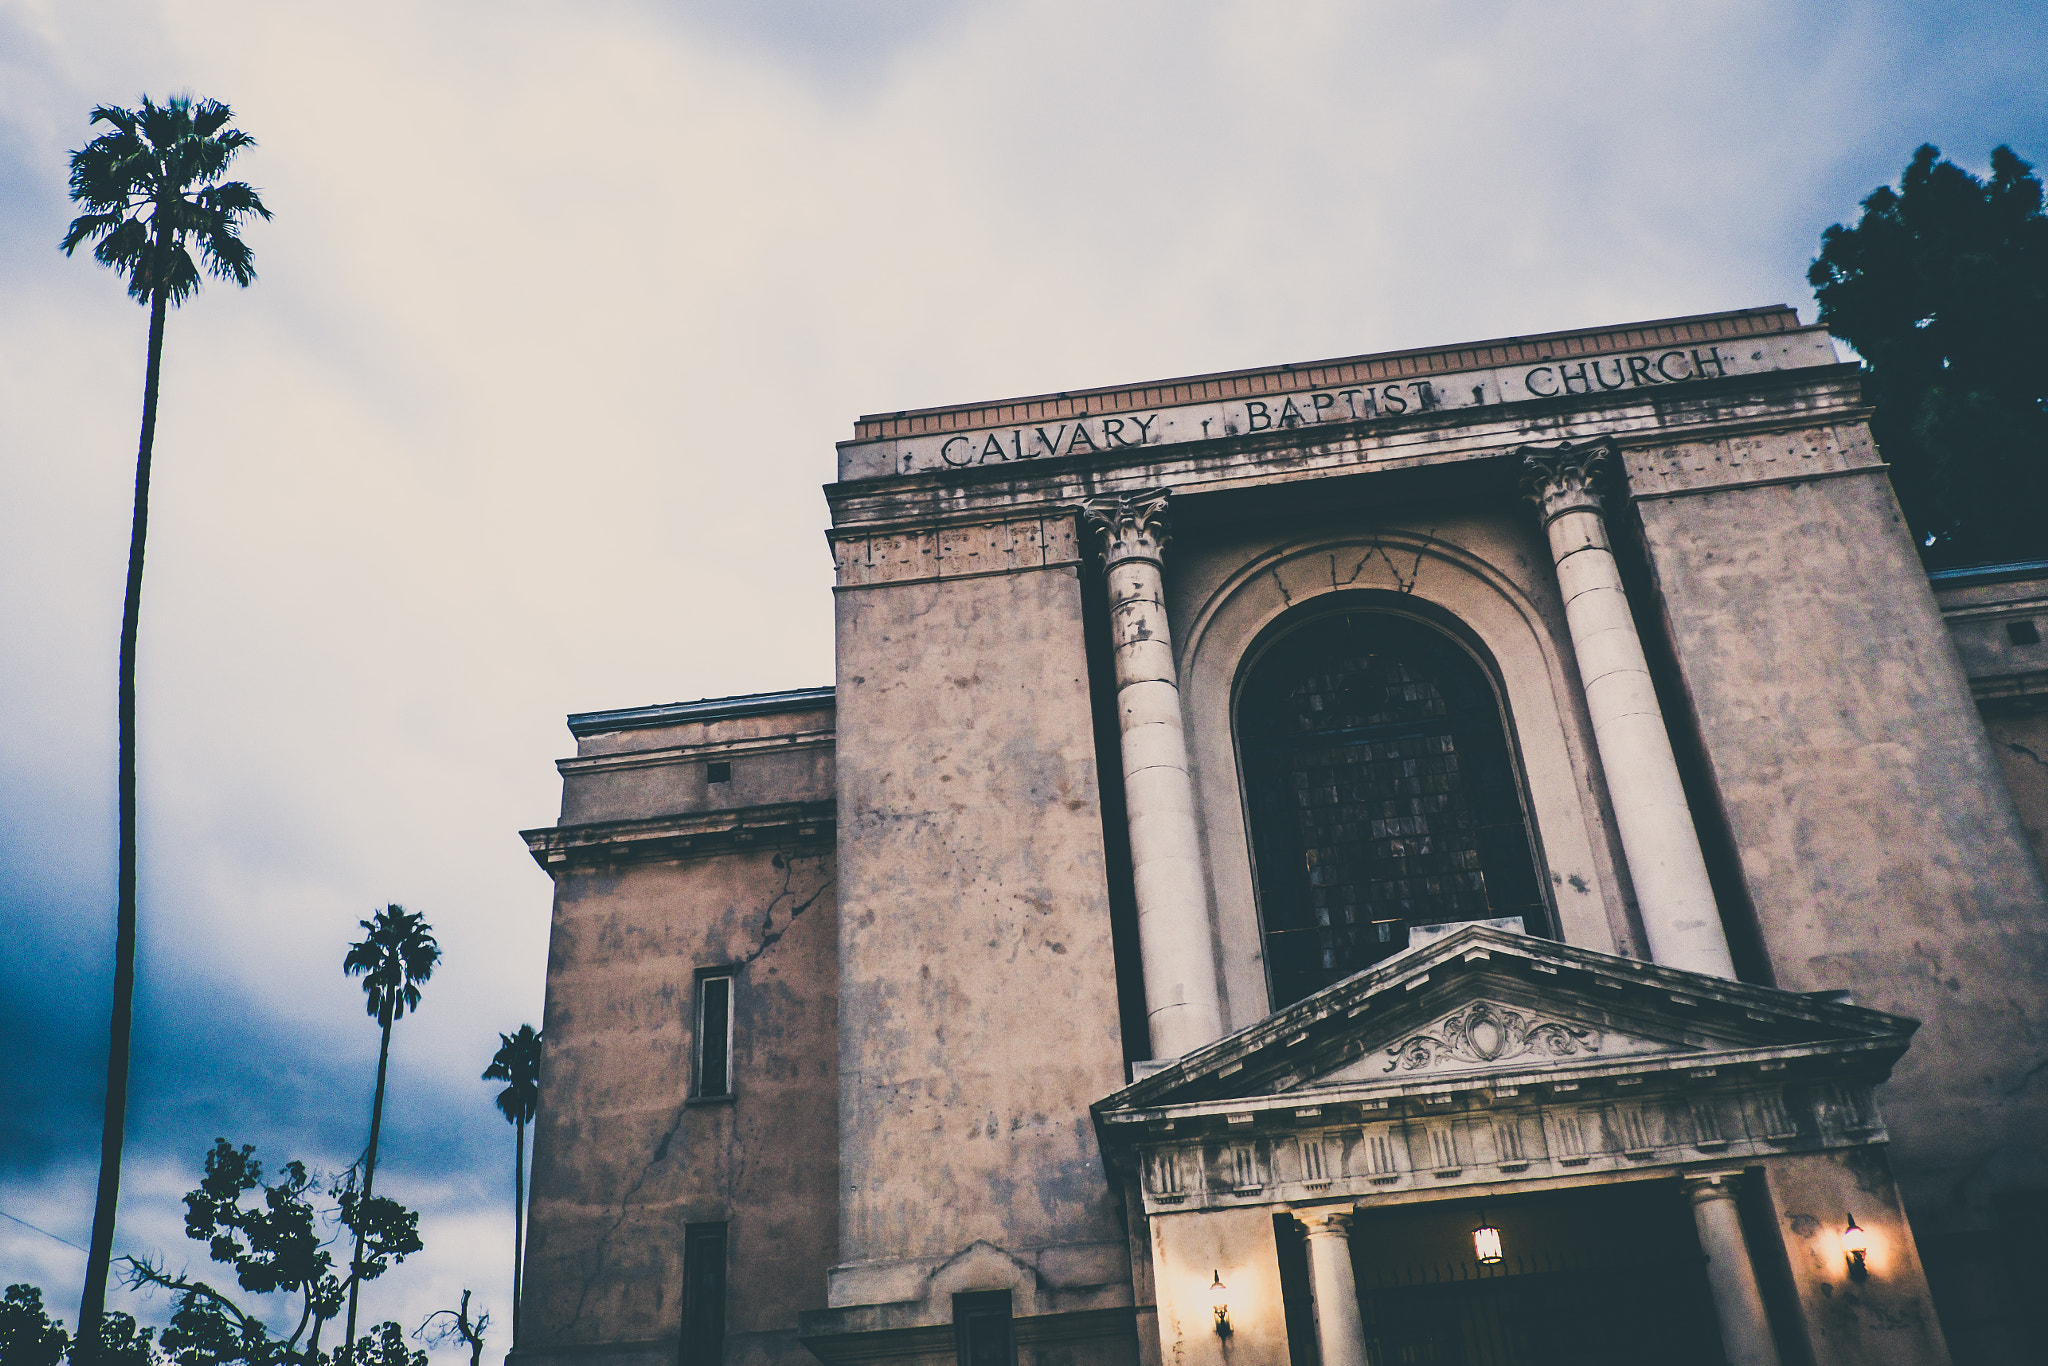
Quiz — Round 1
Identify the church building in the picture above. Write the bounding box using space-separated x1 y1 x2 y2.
512 306 2048 1366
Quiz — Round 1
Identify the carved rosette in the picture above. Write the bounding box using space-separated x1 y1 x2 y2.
1518 438 1615 524
1382 1000 1601 1073
1081 488 1172 568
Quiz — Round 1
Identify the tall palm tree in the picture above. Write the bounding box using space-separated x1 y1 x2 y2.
483 1024 544 1343
59 95 269 1355
342 905 441 1358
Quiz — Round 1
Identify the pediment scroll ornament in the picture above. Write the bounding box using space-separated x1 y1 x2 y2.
1383 1001 1600 1073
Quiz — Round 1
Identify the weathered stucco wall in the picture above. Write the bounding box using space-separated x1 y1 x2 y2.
1933 566 2048 876
560 703 835 825
522 840 839 1366
1761 1148 1952 1366
1149 1208 1287 1366
1628 448 2048 1245
827 555 1131 1325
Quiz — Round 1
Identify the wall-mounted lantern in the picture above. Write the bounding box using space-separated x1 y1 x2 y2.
1841 1214 1868 1281
1472 1216 1504 1266
1210 1270 1231 1337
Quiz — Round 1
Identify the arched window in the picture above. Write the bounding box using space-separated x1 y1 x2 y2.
1239 610 1549 1008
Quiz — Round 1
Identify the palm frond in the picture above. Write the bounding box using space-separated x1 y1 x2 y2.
344 905 441 1026
61 93 269 307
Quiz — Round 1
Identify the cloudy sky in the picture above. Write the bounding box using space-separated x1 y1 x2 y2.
2 0 2044 1357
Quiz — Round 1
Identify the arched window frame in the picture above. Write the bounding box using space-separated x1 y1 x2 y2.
1229 591 1557 1009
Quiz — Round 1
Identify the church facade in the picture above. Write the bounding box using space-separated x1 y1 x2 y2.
513 307 2048 1366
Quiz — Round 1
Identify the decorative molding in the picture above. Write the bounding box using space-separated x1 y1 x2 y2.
557 727 834 776
1080 488 1173 568
1123 1077 1889 1215
1519 438 1614 523
1382 1001 1602 1074
1293 1208 1354 1237
1620 423 1882 501
521 801 836 872
830 514 1081 589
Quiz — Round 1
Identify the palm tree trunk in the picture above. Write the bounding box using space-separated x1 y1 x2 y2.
78 276 169 1360
513 1116 527 1345
345 1013 395 1357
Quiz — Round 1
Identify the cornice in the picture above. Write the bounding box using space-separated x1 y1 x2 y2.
844 307 1808 443
556 727 834 776
1097 925 1914 1115
521 800 835 872
567 687 834 738
822 367 1868 532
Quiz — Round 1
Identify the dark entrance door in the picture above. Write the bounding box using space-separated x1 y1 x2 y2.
1343 1183 1725 1366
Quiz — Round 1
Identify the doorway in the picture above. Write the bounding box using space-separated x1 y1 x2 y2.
1293 1182 1725 1366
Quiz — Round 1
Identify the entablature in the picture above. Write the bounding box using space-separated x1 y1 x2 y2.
823 366 1869 546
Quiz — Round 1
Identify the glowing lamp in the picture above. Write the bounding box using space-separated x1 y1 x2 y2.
1472 1219 1504 1265
1841 1214 1869 1280
1210 1270 1231 1336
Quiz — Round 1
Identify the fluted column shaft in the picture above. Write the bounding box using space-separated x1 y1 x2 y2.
1522 441 1738 979
1082 490 1224 1059
1685 1175 1782 1366
1296 1210 1368 1366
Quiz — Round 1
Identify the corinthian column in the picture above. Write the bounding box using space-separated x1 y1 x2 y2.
1521 440 1738 980
1081 489 1224 1060
1294 1209 1368 1366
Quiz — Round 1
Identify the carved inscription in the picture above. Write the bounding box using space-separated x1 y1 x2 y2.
877 342 1802 474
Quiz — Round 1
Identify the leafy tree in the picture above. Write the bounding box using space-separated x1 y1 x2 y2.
126 1138 421 1366
331 1323 421 1366
2 1285 159 1366
3 1284 71 1366
59 95 270 1354
339 908 439 1356
414 1292 487 1366
481 1025 542 1341
1809 142 2048 568
72 1313 160 1366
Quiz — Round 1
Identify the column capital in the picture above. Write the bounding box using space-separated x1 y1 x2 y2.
1081 488 1172 567
1518 438 1615 524
1293 1207 1355 1239
1683 1171 1747 1204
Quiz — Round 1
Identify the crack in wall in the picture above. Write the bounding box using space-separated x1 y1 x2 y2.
565 1096 691 1334
561 851 832 1334
739 853 835 966
2004 740 2048 771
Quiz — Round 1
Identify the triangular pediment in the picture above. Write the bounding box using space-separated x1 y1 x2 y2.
1097 924 1916 1121
1306 994 1687 1087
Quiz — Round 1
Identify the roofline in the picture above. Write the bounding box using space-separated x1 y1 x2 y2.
847 305 1808 441
1927 558 2048 588
566 686 835 737
1096 922 1916 1114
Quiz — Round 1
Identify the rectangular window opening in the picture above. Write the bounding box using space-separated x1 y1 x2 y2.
707 760 733 784
696 972 734 1099
953 1291 1014 1366
2007 619 2040 646
681 1222 727 1366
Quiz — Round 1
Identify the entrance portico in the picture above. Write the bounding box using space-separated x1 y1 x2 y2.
1094 923 1950 1366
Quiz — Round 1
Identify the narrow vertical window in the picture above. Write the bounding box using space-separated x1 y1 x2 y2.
681 1222 728 1366
953 1291 1015 1366
695 971 733 1099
